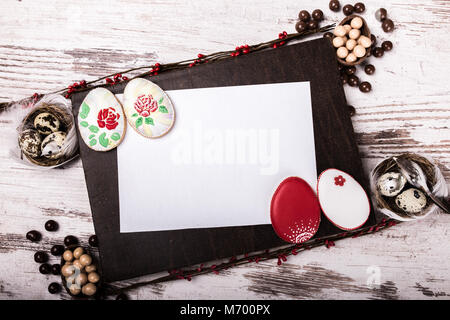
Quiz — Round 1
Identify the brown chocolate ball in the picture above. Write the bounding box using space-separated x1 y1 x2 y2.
26 230 41 242
348 75 360 87
359 81 372 93
371 34 377 46
382 19 395 33
34 251 48 263
88 235 99 247
39 263 51 274
376 8 388 22
51 264 61 275
312 9 324 21
382 40 393 51
348 105 356 117
295 21 307 33
44 220 58 232
354 2 365 13
372 47 384 58
345 66 356 76
48 282 61 294
298 10 311 22
364 64 375 75
307 20 319 30
64 235 78 247
50 245 64 256
329 0 340 12
342 4 354 16
340 73 349 85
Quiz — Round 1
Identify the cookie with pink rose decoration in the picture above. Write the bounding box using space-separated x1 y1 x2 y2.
317 168 370 230
78 88 126 151
270 177 321 244
123 78 175 138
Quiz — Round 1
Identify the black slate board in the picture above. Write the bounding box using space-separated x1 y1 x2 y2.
72 38 380 282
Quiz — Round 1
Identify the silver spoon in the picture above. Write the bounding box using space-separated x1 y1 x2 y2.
393 156 449 214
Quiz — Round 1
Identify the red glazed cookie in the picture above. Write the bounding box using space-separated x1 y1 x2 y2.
270 177 321 244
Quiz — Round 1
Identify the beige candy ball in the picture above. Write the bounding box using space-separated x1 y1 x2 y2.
349 29 361 40
332 36 345 48
82 283 97 296
61 264 75 277
336 47 349 59
80 254 92 266
350 17 363 29
343 24 351 34
73 247 84 259
353 45 366 58
76 273 88 286
346 39 357 51
358 35 372 48
63 250 73 262
333 25 347 37
346 53 357 63
69 284 81 296
88 272 100 284
85 264 97 273
73 259 84 271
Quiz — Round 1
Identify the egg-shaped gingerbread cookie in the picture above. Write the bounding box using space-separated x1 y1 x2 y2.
78 88 126 151
123 78 175 138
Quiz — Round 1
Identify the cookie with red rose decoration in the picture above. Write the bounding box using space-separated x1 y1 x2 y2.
123 78 175 138
78 88 126 151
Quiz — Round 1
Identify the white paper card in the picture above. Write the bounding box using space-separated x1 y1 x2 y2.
117 82 317 233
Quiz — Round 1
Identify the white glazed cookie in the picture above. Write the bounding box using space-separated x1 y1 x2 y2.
395 188 427 213
19 129 42 158
377 172 407 197
41 131 66 159
123 78 175 138
317 168 370 230
34 112 60 135
78 88 126 151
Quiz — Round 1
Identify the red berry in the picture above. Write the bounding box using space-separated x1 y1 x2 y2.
122 76 128 81
106 78 113 83
80 80 86 86
243 49 249 54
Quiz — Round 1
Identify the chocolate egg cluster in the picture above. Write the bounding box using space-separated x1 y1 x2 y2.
18 110 66 160
377 172 427 214
332 17 370 64
62 247 100 297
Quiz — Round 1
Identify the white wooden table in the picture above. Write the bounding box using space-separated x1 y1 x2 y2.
1 0 449 300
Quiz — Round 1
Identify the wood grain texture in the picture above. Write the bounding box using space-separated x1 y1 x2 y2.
0 0 449 299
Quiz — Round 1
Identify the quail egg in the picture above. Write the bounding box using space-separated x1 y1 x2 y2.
18 129 42 158
34 112 60 135
41 131 66 159
395 188 427 213
377 172 407 197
